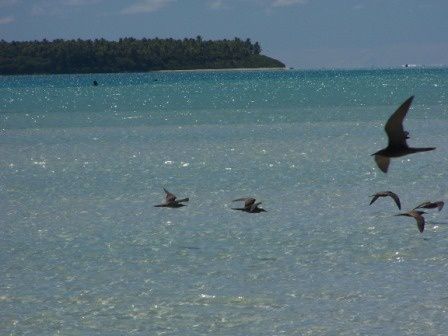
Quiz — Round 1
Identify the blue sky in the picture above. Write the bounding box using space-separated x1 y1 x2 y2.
1 0 447 68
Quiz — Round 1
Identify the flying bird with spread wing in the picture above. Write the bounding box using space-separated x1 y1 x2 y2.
372 96 435 173
154 188 189 208
231 197 267 213
369 191 401 209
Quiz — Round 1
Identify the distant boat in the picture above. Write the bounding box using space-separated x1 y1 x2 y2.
402 64 418 68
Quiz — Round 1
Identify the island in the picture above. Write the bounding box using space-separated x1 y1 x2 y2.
0 36 285 75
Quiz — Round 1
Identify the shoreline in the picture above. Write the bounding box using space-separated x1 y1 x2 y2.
3 65 448 77
155 67 286 73
0 67 287 77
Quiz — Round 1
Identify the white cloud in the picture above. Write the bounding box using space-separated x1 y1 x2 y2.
121 0 174 15
0 15 14 24
271 0 308 7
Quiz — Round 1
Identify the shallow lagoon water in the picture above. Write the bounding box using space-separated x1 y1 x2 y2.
1 69 448 335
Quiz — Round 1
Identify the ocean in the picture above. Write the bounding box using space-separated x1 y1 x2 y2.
1 68 448 335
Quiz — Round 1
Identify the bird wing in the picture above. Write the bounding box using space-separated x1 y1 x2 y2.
369 195 379 205
163 188 177 203
384 96 414 148
436 201 444 211
413 201 431 210
374 155 390 173
387 192 401 210
232 197 256 208
412 211 425 233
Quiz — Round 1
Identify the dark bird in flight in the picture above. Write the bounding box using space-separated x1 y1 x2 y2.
154 188 189 208
413 201 444 212
395 210 427 233
369 191 401 209
372 96 435 173
232 197 267 213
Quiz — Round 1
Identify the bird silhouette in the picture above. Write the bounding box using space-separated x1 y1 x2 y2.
369 191 401 209
154 188 189 208
413 201 444 212
395 210 427 233
232 197 267 213
372 96 435 173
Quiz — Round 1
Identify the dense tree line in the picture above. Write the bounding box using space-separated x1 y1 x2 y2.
0 36 285 75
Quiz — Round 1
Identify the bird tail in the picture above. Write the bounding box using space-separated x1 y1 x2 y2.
409 147 436 153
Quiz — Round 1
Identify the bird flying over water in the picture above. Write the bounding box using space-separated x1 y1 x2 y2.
395 210 427 233
372 96 435 173
413 201 444 212
232 197 266 213
369 191 401 210
154 188 189 208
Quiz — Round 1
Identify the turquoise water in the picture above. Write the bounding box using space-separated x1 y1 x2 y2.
1 68 448 335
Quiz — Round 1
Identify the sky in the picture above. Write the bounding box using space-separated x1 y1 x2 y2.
1 0 448 68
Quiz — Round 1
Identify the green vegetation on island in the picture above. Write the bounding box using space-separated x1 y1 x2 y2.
0 36 285 75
